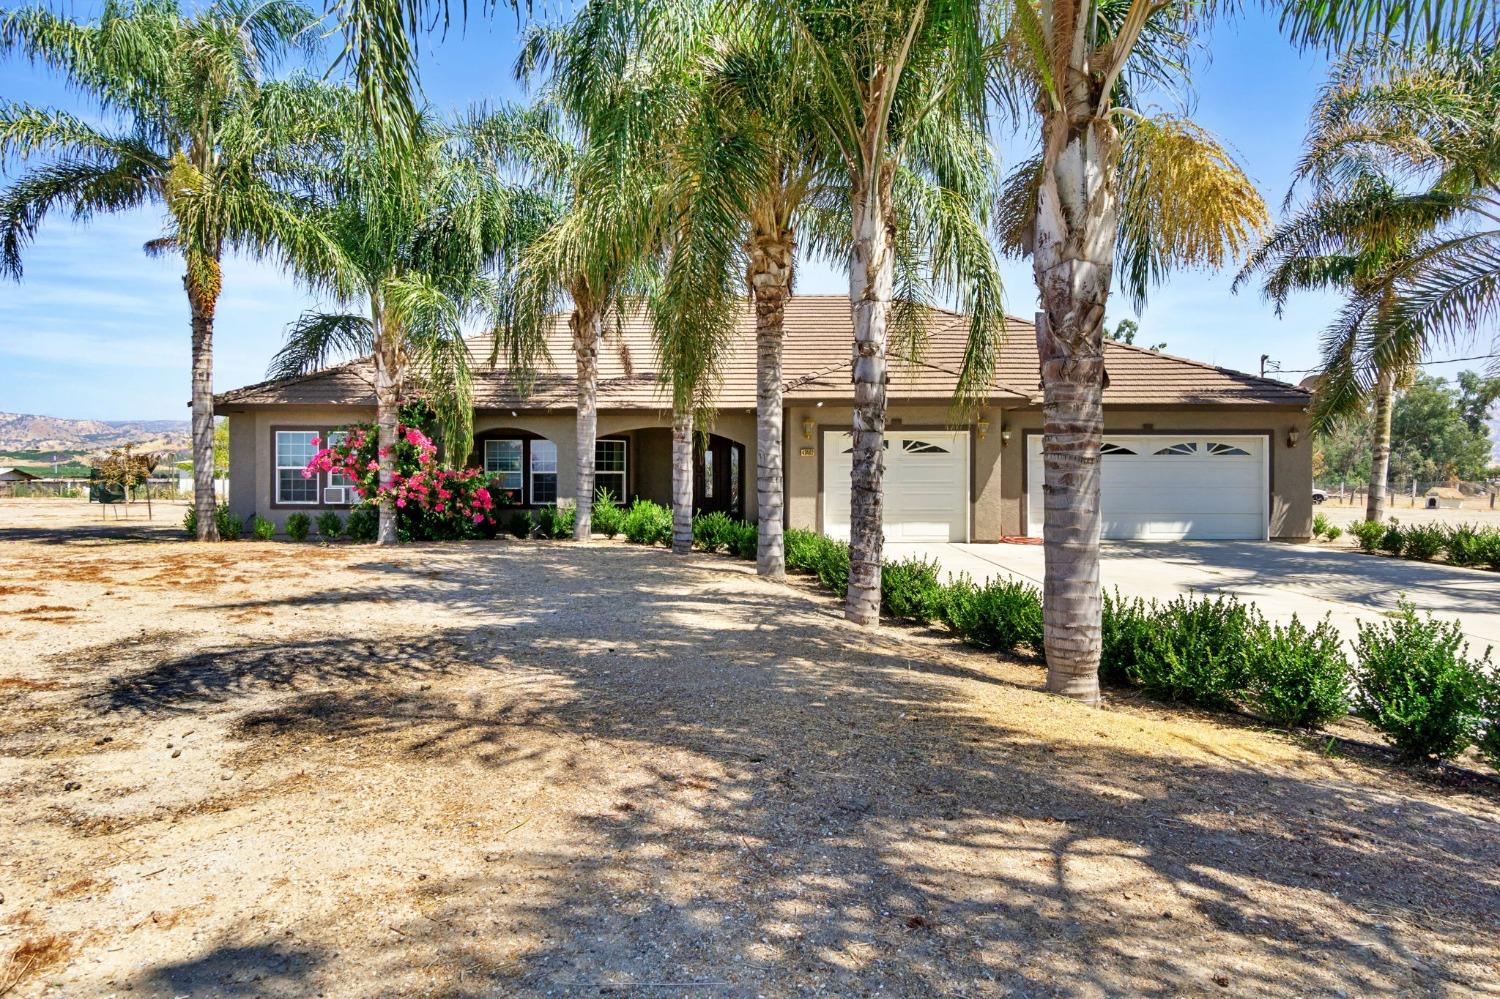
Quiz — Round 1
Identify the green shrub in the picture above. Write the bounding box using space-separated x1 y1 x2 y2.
881 556 946 623
1242 615 1350 729
315 510 344 539
1323 525 1342 542
591 488 625 538
346 505 379 542
729 521 758 560
939 574 1044 655
506 510 534 539
183 506 197 536
1100 589 1155 684
285 513 311 542
1479 679 1500 774
783 528 825 574
1353 602 1490 762
692 511 738 553
1442 523 1489 567
811 537 851 596
216 504 242 541
1401 523 1445 561
1349 520 1385 553
1484 532 1500 571
1128 595 1255 709
1312 512 1332 539
251 515 275 541
535 505 576 540
1379 520 1405 556
622 499 673 546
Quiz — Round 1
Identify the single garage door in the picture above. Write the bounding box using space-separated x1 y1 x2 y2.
824 430 970 542
1027 434 1268 540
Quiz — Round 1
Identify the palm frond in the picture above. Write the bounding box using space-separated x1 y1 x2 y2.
268 311 373 379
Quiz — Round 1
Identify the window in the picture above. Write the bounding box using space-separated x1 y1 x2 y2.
275 431 319 504
595 439 626 503
530 439 558 504
1207 442 1251 457
703 448 714 499
1153 442 1199 456
325 431 353 504
484 440 524 491
728 447 739 508
1100 442 1137 456
901 439 950 454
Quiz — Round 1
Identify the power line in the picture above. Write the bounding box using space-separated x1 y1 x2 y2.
1267 352 1500 376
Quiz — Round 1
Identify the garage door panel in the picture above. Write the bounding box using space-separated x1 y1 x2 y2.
1028 434 1267 541
824 431 969 543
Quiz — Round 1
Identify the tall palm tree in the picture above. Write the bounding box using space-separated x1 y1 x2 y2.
1238 42 1500 523
765 0 1007 625
0 0 330 540
989 0 1490 702
267 99 522 545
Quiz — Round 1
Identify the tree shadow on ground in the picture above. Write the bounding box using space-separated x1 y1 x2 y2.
98 541 1500 997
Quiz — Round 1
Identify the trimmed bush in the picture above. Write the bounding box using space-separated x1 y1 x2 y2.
622 499 673 546
1479 679 1500 774
693 511 738 553
251 515 275 541
811 537 851 596
1401 523 1445 561
346 505 379 542
506 510 534 539
315 510 344 539
1443 523 1489 567
1242 615 1350 729
784 528 826 574
1323 525 1342 542
1100 589 1155 685
285 513 311 542
1485 532 1500 571
1349 520 1385 553
1128 595 1255 709
535 505 576 540
728 520 757 560
1353 601 1491 763
881 556 946 623
1312 512 1332 539
591 489 626 538
217 504 243 541
1379 520 1405 556
939 575 1044 655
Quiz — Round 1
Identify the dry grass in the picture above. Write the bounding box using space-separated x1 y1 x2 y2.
0 499 1496 997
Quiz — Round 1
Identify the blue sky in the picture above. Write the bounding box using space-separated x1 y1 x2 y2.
0 4 1441 420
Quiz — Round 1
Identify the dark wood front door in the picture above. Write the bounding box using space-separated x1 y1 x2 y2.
694 435 744 519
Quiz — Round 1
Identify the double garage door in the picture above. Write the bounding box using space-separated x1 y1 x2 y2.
1027 434 1269 540
823 431 970 543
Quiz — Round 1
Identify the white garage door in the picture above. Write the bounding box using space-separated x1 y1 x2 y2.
1027 434 1268 541
824 430 970 542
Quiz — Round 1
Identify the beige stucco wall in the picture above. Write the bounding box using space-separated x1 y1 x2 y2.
225 404 759 531
995 405 1313 541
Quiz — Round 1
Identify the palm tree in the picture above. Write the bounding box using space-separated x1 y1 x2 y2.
1238 42 1500 524
267 99 521 545
989 0 1490 702
0 0 329 541
765 0 1007 624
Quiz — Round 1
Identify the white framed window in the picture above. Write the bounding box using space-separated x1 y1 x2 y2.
275 431 320 504
323 431 353 504
530 439 558 504
484 439 524 491
595 439 626 503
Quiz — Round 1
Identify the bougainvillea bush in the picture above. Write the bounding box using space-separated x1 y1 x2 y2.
303 416 498 542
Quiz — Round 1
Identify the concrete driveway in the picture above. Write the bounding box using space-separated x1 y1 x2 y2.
885 541 1500 650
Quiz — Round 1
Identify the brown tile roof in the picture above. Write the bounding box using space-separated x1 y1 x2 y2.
218 295 1309 410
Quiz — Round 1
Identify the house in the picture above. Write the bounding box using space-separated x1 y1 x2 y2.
0 467 41 495
217 296 1314 542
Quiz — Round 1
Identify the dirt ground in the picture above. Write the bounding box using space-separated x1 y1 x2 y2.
2 499 1498 998
1319 495 1500 530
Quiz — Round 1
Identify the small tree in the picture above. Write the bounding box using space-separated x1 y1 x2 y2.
94 445 160 518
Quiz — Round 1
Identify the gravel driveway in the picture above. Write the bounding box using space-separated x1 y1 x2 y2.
1 501 1497 997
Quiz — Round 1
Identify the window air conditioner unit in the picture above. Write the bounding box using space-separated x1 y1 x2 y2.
323 486 349 505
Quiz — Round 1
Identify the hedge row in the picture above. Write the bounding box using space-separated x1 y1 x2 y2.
1348 519 1500 570
183 505 376 542
779 528 1500 770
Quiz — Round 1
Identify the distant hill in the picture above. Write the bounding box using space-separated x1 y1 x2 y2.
0 412 190 461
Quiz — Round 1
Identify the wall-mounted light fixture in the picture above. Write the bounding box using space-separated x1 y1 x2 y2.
976 416 990 441
802 416 815 441
1287 428 1301 448
1000 424 1013 447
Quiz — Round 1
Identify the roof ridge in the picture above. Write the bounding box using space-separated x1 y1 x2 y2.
1104 339 1310 396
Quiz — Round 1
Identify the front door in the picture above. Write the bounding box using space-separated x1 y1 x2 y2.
694 435 744 518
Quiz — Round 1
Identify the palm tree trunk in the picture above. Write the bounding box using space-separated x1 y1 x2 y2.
750 226 793 581
1366 365 1396 522
373 338 400 547
572 307 601 539
671 400 694 554
845 175 895 626
186 259 220 541
1032 112 1120 705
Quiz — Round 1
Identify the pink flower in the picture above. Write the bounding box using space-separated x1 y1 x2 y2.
396 499 406 508
367 461 379 470
301 469 312 479
472 514 484 523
